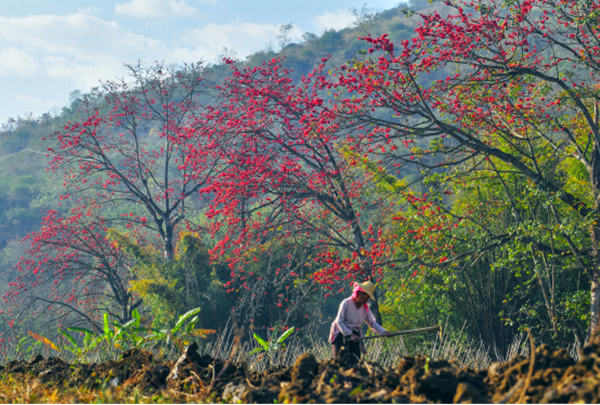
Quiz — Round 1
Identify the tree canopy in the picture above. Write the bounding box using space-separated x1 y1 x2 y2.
2 0 599 353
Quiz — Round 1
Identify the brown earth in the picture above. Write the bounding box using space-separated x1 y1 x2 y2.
3 332 600 403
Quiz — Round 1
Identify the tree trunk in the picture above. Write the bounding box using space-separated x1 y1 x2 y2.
370 289 384 325
349 218 385 325
590 277 600 340
567 320 584 348
588 134 600 339
164 223 174 260
587 117 600 339
586 211 600 340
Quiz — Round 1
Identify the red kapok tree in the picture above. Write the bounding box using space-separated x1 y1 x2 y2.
4 205 140 332
196 58 397 323
334 0 600 337
47 62 219 260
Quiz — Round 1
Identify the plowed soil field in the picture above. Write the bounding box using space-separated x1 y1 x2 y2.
3 332 600 403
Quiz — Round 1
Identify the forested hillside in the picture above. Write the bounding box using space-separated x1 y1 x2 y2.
0 0 595 362
0 1 437 341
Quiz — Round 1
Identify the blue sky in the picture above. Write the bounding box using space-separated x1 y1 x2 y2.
0 0 400 126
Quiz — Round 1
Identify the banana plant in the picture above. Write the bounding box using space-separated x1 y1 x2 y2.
59 312 138 355
248 326 295 365
114 307 215 349
148 307 209 345
58 326 103 358
58 307 215 355
112 309 151 348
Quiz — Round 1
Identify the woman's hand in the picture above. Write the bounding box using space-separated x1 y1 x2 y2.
350 334 361 342
384 331 393 338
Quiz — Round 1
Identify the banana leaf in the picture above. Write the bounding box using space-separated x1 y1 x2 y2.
103 313 112 343
248 346 265 355
171 307 201 335
67 326 96 336
113 319 137 341
58 328 77 348
276 327 296 345
253 332 269 351
132 309 141 328
185 316 199 333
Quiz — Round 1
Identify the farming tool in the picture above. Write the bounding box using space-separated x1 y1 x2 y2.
361 325 442 340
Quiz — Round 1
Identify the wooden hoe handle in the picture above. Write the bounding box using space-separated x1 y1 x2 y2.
361 325 442 340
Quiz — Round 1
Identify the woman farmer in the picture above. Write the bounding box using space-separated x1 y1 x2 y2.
329 280 391 366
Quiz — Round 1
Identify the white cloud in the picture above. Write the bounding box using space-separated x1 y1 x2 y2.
115 0 199 18
115 0 165 18
16 95 41 105
186 22 279 61
0 14 175 89
0 6 341 126
0 14 305 87
185 22 303 62
312 9 355 32
168 0 200 14
0 14 117 56
77 6 103 15
0 47 38 76
43 56 119 91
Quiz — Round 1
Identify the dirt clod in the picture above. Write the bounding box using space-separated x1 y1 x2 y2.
291 353 318 387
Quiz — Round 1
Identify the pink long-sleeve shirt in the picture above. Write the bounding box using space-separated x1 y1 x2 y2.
329 297 387 343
